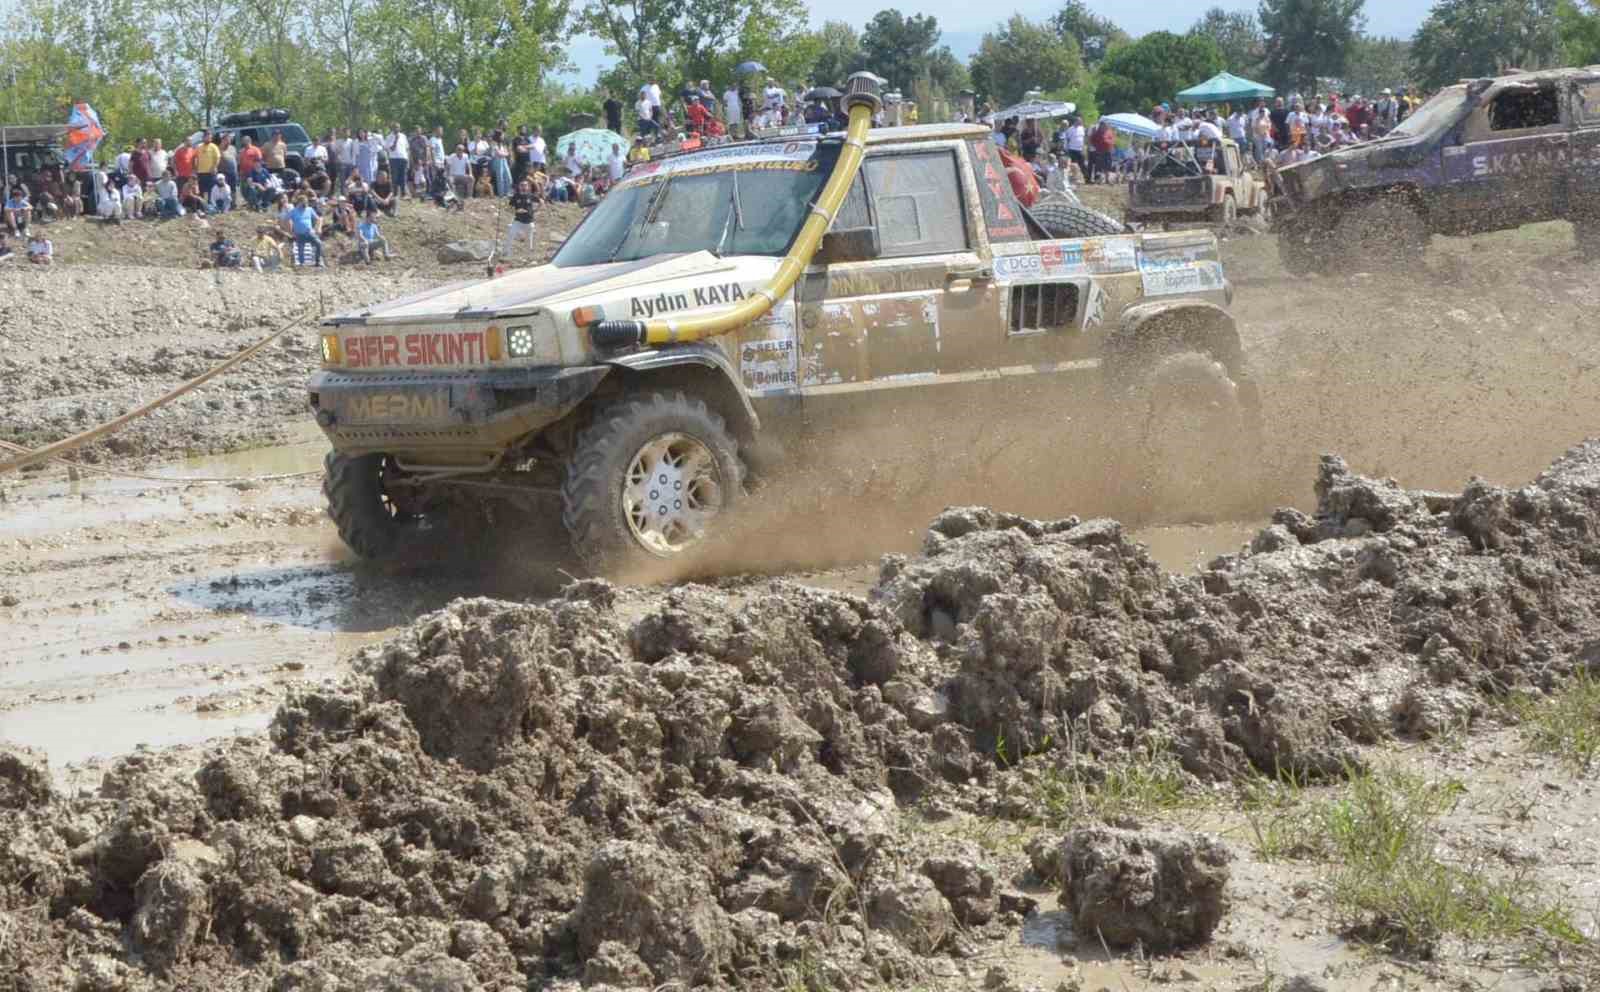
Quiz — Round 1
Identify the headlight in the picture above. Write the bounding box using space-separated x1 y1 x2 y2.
320 334 341 365
505 324 537 358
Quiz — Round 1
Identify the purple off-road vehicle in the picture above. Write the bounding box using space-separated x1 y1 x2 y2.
1271 67 1600 272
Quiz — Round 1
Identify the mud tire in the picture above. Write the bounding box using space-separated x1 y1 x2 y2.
1276 223 1326 275
1029 197 1128 238
562 390 743 576
1334 198 1428 266
323 452 415 560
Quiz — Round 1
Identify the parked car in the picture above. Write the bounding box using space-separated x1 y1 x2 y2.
211 109 313 175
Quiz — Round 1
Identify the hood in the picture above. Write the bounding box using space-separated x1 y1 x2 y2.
331 252 763 326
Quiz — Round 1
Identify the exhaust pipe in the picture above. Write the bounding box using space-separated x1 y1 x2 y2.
592 72 885 351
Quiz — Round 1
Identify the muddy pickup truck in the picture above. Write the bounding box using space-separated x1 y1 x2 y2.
1273 67 1600 271
309 74 1255 573
1126 137 1269 228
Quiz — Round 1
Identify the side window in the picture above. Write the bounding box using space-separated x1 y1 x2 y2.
1486 86 1561 132
862 151 968 256
1577 82 1600 123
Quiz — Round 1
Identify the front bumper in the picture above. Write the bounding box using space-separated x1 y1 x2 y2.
308 365 608 460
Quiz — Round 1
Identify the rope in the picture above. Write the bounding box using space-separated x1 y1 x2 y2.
0 310 312 477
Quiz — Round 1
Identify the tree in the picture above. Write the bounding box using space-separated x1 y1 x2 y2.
578 0 682 86
858 9 941 92
313 0 380 131
1096 31 1223 112
1342 34 1410 93
809 20 864 87
1189 7 1263 75
1051 0 1127 67
1558 0 1600 65
157 0 238 126
1258 0 1366 94
1409 0 1557 90
969 15 1083 105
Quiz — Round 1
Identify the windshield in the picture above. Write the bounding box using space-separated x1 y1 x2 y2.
553 145 833 267
1390 86 1468 139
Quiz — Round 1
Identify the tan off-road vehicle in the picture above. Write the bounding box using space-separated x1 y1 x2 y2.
1126 137 1269 228
308 74 1256 572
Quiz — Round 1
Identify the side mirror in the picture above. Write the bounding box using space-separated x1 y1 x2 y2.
818 224 880 263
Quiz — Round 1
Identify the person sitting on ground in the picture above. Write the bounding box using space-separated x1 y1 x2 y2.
209 232 242 268
96 174 125 223
344 174 371 215
504 178 536 256
209 173 233 214
5 185 32 235
356 209 390 263
179 177 207 215
252 225 285 272
155 170 183 218
368 169 398 216
121 175 145 217
27 231 52 265
304 162 332 198
244 162 275 210
327 195 357 236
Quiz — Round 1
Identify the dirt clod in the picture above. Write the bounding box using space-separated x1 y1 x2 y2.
1060 825 1232 950
0 744 52 809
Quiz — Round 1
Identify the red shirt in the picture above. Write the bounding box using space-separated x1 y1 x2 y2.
173 145 196 178
686 102 709 131
1091 124 1116 152
239 145 262 175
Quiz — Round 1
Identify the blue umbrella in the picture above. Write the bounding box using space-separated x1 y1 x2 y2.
556 127 625 168
1101 112 1161 140
735 61 767 76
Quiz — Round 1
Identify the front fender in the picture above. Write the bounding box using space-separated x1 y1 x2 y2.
603 342 760 433
1106 300 1246 387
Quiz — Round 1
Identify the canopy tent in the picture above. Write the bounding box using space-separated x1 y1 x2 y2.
1176 72 1275 104
981 99 1075 124
1099 112 1161 140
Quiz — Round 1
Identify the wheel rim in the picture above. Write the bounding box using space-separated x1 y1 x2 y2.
378 456 420 522
623 432 724 557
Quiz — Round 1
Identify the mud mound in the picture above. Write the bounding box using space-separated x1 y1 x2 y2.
7 443 1600 988
1058 825 1232 950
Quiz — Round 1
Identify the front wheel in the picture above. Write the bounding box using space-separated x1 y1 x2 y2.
1124 352 1262 522
561 390 743 576
323 452 420 560
1334 198 1429 266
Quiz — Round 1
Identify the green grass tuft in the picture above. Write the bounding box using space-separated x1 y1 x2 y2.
1513 669 1600 772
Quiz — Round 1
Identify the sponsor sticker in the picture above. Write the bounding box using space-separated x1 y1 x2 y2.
1141 260 1226 297
343 330 493 368
617 141 819 188
629 281 748 318
740 302 800 393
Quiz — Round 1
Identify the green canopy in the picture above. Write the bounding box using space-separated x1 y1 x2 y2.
1177 72 1275 103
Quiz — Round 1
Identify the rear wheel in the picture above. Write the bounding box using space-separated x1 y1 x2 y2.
562 390 743 575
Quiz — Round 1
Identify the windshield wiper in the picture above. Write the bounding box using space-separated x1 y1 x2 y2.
711 170 743 258
611 175 671 263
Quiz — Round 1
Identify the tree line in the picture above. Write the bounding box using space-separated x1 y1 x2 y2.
4 0 1600 149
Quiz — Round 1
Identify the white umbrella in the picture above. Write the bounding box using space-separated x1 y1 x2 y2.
982 99 1076 125
1100 112 1161 140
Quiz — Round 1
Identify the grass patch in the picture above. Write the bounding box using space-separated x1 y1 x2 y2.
1512 669 1600 772
1241 766 1587 960
1030 738 1194 825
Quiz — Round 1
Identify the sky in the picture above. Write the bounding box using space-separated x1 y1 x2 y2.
554 0 1436 87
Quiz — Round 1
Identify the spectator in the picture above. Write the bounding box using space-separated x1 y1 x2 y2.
685 94 709 135
369 169 398 216
131 138 152 185
608 142 625 184
122 175 146 217
627 136 650 165
238 135 262 182
491 134 512 196
149 138 169 182
357 209 390 263
724 80 742 133
385 123 409 195
243 162 275 210
264 129 288 173
366 129 387 182
636 91 657 137
209 233 242 268
529 126 547 174
512 125 532 183
304 162 332 197
156 170 182 218
252 225 284 272
1088 118 1116 184
328 194 357 235
563 144 583 179
4 186 30 234
173 137 197 184
27 231 52 265
305 134 330 177
180 178 207 215
430 127 448 186
698 80 717 116
1060 116 1085 175
334 128 355 190
218 133 238 194
446 144 472 200
504 178 536 256
287 195 324 267
96 174 125 222
115 144 132 175
209 173 234 213
408 126 428 197
602 89 623 134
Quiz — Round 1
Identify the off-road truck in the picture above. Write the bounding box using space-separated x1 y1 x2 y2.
1126 137 1269 228
308 73 1256 572
1272 67 1600 272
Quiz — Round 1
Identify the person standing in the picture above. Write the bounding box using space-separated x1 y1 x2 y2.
503 178 536 256
1088 118 1116 183
218 134 239 196
602 91 623 134
607 141 625 185
430 127 448 187
697 80 718 117
385 124 409 196
1269 97 1289 148
724 81 742 134
491 134 512 196
131 138 152 186
149 138 169 182
173 137 197 187
195 131 221 197
636 91 656 137
264 129 288 174
408 126 430 197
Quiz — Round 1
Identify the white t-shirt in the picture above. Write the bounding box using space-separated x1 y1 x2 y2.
116 151 131 173
1228 114 1248 140
97 185 121 218
1195 121 1223 141
565 153 582 175
1064 124 1086 152
530 136 547 164
307 143 329 163
724 88 742 124
646 83 662 108
210 179 230 205
386 131 409 160
1155 124 1180 143
149 149 169 176
637 97 652 121
608 151 624 181
447 153 471 177
156 177 177 200
430 136 446 162
763 85 784 111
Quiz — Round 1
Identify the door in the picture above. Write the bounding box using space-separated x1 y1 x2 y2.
1439 81 1569 231
1564 78 1600 219
798 146 991 390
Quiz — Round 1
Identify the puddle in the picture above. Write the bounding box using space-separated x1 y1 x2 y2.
1131 520 1263 573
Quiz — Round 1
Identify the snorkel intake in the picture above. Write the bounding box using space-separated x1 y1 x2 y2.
590 71 885 350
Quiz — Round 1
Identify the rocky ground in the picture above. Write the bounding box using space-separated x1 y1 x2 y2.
5 188 1600 991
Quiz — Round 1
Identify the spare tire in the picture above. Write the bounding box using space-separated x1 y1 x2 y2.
1027 196 1129 238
